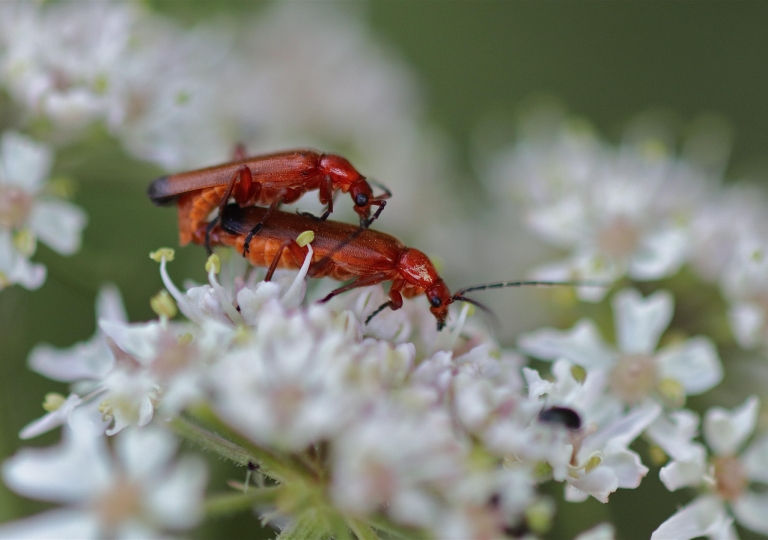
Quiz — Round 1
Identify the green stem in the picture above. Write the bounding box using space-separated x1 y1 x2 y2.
368 515 426 540
347 518 381 540
276 510 331 540
205 487 281 517
168 413 297 483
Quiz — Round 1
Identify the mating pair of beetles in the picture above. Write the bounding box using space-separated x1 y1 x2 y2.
148 149 568 330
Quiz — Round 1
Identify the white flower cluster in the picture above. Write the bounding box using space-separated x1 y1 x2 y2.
489 109 768 353
0 130 86 290
4 243 764 539
0 1 449 235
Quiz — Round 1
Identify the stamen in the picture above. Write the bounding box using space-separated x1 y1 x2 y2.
282 244 313 308
208 262 245 326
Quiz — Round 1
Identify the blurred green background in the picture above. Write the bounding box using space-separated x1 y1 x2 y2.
2 2 767 538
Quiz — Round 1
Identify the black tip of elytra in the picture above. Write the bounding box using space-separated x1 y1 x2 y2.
147 176 177 206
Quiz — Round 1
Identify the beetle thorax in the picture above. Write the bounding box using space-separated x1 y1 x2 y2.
398 248 439 289
319 154 363 188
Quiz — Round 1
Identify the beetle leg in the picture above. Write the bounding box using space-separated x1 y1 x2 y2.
297 176 335 221
264 239 308 282
242 189 287 257
365 286 404 324
204 217 219 255
317 272 390 303
362 199 386 228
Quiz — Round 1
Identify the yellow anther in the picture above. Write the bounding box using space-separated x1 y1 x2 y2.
42 392 67 412
570 364 587 384
205 254 221 274
296 230 315 247
585 452 603 473
648 445 669 466
13 228 36 257
525 499 555 534
149 248 175 262
45 177 76 199
150 290 177 319
178 333 194 346
657 377 686 409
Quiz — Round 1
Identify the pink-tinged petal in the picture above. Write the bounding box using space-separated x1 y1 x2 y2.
704 396 759 456
116 426 177 480
612 288 673 354
28 338 114 382
603 449 648 489
731 491 768 535
742 435 768 483
517 319 615 369
656 337 723 395
19 394 82 439
0 509 99 540
574 523 615 540
569 468 619 503
651 495 733 540
628 227 689 281
28 200 87 255
3 425 111 503
146 455 207 530
659 456 707 492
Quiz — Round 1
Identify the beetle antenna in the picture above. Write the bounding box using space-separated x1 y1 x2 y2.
452 295 501 334
452 279 607 298
367 178 392 199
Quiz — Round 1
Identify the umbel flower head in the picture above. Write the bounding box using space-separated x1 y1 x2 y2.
5 238 705 539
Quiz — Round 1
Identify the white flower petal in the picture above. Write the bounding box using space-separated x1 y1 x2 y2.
0 509 99 540
28 338 114 381
0 230 46 289
727 302 764 349
742 435 768 483
704 396 759 456
569 467 619 503
656 337 723 395
28 200 87 255
731 491 768 535
518 319 615 369
659 456 707 492
651 495 733 540
575 523 615 540
117 426 178 481
147 455 207 529
612 288 673 354
603 449 648 489
96 284 128 324
3 425 111 503
19 394 82 439
646 410 702 462
98 320 163 365
628 227 688 280
0 131 53 191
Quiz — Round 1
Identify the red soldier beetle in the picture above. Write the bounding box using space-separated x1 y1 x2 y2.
147 149 390 253
198 204 600 331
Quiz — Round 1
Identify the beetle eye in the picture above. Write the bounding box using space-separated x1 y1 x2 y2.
430 296 442 308
355 193 369 207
